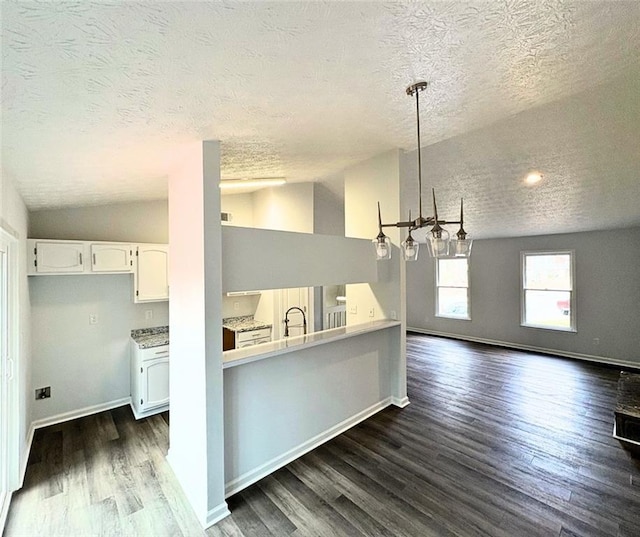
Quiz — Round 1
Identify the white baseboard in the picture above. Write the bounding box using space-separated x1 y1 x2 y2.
204 502 232 529
391 396 410 408
224 397 395 498
130 402 168 421
1 491 12 535
166 450 231 529
407 327 640 370
30 397 131 431
19 423 35 488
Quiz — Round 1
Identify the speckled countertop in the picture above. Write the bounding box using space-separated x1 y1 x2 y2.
223 315 272 333
131 326 169 349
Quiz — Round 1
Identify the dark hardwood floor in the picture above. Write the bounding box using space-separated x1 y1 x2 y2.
5 334 640 536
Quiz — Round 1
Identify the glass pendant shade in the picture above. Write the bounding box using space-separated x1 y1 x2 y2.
401 236 419 261
450 237 473 257
373 236 391 260
426 228 450 258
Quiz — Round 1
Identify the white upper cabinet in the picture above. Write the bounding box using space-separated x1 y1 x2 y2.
91 243 133 272
134 245 169 302
32 241 85 273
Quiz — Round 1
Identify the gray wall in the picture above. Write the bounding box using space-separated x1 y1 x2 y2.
29 200 169 242
407 227 640 367
313 179 345 236
28 200 169 422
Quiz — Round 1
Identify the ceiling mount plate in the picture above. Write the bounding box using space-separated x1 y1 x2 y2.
406 81 428 96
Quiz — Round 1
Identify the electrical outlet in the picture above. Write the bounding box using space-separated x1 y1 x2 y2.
593 338 600 345
89 313 98 325
369 307 375 318
35 387 51 400
145 310 153 320
233 302 240 311
390 310 397 320
349 305 357 315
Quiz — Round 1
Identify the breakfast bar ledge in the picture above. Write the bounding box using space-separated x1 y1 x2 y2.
222 319 401 368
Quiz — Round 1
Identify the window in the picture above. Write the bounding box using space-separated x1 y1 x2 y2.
521 251 575 331
436 258 470 319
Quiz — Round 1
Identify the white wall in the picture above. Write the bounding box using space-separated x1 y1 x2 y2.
29 200 169 242
221 294 260 318
222 183 321 234
27 201 169 422
220 194 253 228
0 174 31 491
344 150 403 324
253 183 314 233
406 227 640 367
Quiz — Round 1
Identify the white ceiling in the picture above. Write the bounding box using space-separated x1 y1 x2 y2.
2 1 640 238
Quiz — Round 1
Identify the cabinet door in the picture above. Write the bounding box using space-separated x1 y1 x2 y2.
135 245 169 302
35 242 84 273
91 244 132 272
140 356 170 410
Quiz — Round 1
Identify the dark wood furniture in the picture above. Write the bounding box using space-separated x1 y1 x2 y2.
615 371 640 444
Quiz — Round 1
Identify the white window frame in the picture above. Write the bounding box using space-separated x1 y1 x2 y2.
435 257 471 321
520 250 576 332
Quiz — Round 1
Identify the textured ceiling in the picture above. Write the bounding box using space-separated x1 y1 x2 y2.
2 1 640 238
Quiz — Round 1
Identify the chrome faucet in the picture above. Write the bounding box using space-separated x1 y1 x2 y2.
283 306 307 337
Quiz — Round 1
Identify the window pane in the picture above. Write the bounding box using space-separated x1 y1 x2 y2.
438 258 468 287
525 254 571 290
438 287 469 318
524 290 571 328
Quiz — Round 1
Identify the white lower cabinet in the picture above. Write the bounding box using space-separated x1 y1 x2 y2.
130 342 169 419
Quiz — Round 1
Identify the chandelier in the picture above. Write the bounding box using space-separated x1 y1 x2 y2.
373 81 472 261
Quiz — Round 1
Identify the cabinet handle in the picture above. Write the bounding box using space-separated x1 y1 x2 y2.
141 399 143 405
140 367 143 373
155 351 169 355
93 253 96 265
79 253 83 265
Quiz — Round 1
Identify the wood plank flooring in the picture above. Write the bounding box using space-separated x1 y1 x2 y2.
5 334 640 536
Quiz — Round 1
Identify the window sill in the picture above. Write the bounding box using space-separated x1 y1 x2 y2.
436 314 471 321
521 323 577 333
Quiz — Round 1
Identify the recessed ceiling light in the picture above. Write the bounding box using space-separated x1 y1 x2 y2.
219 177 286 190
525 172 544 185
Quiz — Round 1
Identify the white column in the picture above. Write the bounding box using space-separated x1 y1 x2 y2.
167 141 229 527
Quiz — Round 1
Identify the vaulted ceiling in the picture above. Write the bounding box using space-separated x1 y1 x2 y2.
2 1 639 238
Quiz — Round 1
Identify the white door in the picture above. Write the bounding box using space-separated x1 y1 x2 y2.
0 230 18 527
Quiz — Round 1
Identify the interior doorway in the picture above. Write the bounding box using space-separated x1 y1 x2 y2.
0 228 19 528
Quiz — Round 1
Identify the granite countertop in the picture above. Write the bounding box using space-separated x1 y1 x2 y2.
131 326 169 349
222 315 272 333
